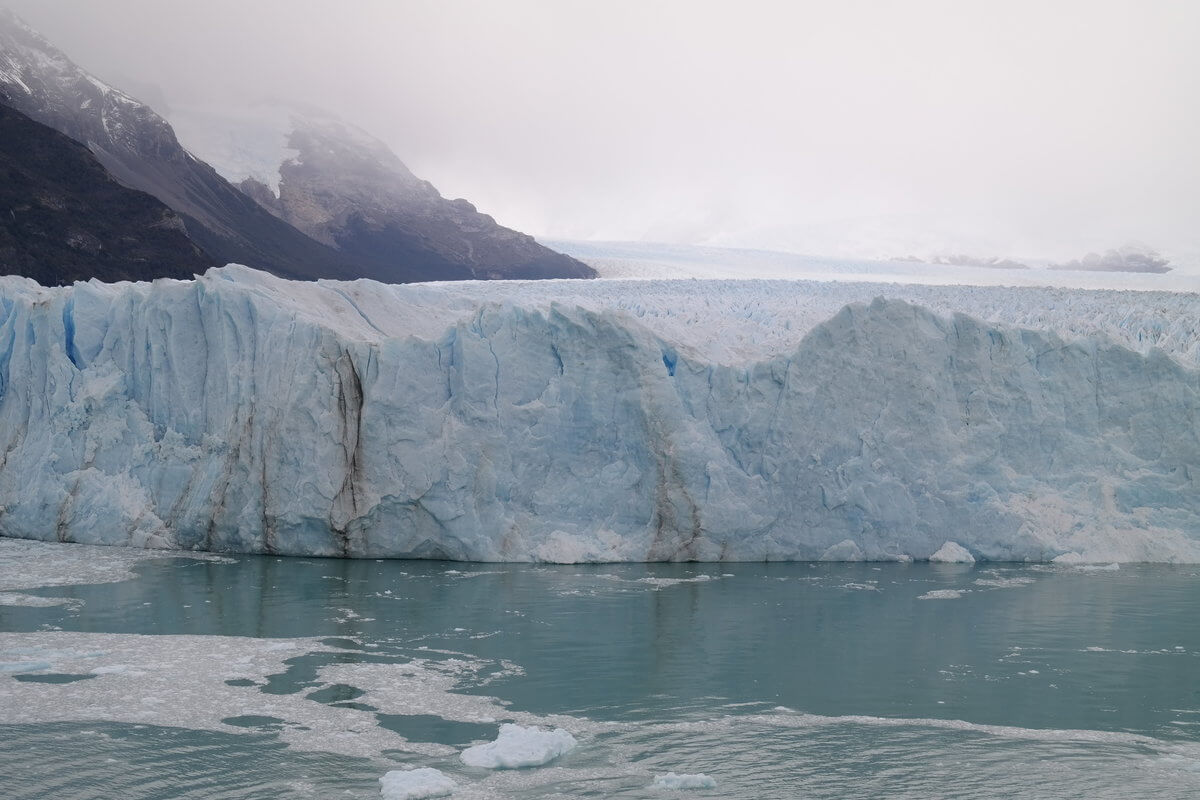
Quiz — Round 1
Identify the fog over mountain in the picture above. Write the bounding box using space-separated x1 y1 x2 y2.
5 0 1198 272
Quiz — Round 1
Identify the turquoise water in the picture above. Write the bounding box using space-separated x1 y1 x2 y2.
2 549 1199 798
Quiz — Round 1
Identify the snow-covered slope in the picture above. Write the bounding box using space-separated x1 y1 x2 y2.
1 267 1198 562
167 104 300 197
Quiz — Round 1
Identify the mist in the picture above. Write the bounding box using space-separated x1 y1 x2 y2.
6 0 1198 265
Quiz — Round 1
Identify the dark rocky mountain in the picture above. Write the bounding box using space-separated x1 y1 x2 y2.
0 97 215 284
0 9 356 281
0 9 593 283
235 114 595 280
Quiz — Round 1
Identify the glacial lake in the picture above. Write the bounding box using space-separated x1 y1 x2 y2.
1 543 1199 798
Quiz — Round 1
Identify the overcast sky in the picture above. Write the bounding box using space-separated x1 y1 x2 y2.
7 0 1199 262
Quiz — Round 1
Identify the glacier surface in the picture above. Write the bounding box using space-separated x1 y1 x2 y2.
0 266 1198 562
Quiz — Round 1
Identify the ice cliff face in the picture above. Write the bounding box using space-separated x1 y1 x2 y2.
1 267 1197 562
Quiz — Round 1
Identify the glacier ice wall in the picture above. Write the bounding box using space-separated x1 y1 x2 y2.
0 267 1198 562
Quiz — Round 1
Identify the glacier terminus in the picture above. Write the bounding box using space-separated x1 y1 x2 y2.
0 266 1197 563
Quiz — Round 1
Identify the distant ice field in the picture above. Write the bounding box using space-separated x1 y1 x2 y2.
550 239 1200 290
548 239 1200 363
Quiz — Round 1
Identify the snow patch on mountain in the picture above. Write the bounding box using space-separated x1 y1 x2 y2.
168 103 301 196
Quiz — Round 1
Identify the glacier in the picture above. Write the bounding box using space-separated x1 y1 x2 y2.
0 266 1198 562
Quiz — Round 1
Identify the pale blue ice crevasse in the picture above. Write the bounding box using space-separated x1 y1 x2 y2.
0 266 1197 562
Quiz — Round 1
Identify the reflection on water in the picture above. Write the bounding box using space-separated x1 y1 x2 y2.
1 548 1198 798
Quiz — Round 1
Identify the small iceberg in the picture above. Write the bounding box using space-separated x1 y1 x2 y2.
929 541 975 563
653 772 717 789
820 539 865 561
0 593 78 607
460 723 577 768
918 589 965 600
1075 563 1120 572
379 767 456 799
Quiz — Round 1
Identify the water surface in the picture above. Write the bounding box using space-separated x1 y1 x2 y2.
2 547 1198 798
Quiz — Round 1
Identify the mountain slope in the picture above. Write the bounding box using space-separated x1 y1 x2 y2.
228 113 595 281
0 9 361 281
0 10 593 283
0 9 363 281
0 98 215 284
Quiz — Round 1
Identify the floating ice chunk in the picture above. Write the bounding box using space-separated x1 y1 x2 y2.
929 542 975 563
1151 755 1200 773
0 539 230 592
636 575 715 588
918 589 965 600
460 723 577 769
653 772 717 789
820 539 864 561
0 593 78 607
1052 553 1120 568
379 767 456 799
974 576 1035 588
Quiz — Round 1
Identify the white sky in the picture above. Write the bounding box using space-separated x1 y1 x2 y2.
7 0 1199 263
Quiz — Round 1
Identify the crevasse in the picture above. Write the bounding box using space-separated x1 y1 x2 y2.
0 266 1197 562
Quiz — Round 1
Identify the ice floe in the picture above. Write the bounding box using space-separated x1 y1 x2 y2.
0 632 514 759
379 767 456 799
0 538 232 592
653 772 717 789
918 589 966 600
460 724 578 769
